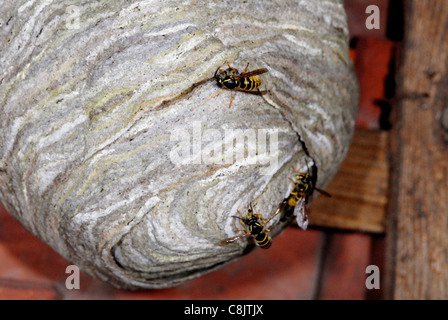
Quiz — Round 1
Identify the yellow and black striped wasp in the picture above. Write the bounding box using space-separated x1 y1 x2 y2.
221 203 279 249
289 166 331 199
214 62 268 108
277 163 331 230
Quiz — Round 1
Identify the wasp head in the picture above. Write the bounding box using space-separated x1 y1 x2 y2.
296 173 311 185
295 173 312 195
214 67 227 87
214 64 240 89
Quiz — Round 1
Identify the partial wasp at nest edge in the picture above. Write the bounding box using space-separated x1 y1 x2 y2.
277 165 331 230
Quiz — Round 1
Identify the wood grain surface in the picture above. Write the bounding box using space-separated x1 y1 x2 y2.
310 129 389 233
386 0 448 300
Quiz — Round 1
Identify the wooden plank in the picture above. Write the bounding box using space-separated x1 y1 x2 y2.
385 1 448 300
310 129 389 233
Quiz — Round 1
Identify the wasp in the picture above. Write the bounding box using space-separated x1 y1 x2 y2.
221 203 278 249
289 166 332 200
280 164 331 230
214 62 268 108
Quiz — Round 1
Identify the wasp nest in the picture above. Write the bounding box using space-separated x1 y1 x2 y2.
0 0 358 289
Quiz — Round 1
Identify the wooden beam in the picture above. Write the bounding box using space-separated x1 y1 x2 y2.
386 1 448 300
310 129 389 233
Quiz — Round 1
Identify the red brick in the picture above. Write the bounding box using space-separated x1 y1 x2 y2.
316 233 372 300
345 0 390 39
56 273 115 300
112 228 325 300
354 38 396 129
0 205 70 286
0 279 59 300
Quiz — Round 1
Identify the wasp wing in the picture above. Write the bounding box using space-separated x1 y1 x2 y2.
231 88 268 95
293 197 308 230
264 200 287 227
234 68 268 79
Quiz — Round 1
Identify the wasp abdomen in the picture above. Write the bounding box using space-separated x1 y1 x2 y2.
240 77 260 91
255 232 272 249
250 221 271 249
287 194 299 207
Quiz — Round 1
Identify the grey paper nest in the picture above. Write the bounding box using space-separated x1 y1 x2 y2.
0 0 358 289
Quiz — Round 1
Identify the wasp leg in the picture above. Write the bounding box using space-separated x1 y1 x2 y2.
229 90 236 108
289 177 297 186
263 203 284 227
292 167 306 175
257 89 268 96
253 212 267 224
228 87 266 108
232 88 266 95
237 229 251 236
242 62 250 74
266 198 288 225
220 230 251 246
226 62 239 74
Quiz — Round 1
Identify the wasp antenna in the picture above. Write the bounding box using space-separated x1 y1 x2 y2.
214 66 220 78
305 158 310 175
315 187 332 198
